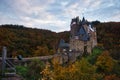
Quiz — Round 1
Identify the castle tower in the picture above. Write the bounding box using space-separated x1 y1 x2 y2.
92 27 97 48
70 16 79 38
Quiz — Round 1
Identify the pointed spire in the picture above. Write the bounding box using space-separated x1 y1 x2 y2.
81 17 87 25
82 17 85 22
76 16 79 24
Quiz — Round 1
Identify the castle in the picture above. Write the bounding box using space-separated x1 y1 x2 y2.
70 16 97 54
56 16 97 63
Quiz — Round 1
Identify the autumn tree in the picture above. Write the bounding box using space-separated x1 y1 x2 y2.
104 74 120 80
75 58 103 80
96 51 115 74
33 46 49 56
41 58 103 80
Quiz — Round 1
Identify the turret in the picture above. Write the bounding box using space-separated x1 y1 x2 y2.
70 17 80 38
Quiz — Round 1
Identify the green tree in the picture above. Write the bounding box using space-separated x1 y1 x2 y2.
27 59 45 80
16 66 28 78
86 47 103 64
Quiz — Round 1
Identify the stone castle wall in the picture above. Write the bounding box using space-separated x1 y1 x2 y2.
70 27 97 54
70 38 93 54
70 39 84 52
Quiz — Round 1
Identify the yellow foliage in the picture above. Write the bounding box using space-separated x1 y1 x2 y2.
34 46 49 56
41 58 103 80
96 51 115 73
41 62 53 80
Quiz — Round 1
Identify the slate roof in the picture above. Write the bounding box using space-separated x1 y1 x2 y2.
77 17 90 41
78 26 86 35
59 39 69 48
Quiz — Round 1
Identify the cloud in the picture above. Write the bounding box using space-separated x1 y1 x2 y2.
18 14 68 32
0 0 120 32
108 11 120 21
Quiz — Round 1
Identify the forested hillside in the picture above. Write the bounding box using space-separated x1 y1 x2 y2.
95 22 120 60
0 22 120 80
0 24 69 57
0 22 120 60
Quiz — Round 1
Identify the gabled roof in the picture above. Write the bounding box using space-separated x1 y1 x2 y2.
77 26 86 35
77 25 90 41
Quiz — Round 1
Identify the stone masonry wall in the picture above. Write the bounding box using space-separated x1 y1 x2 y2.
70 39 84 52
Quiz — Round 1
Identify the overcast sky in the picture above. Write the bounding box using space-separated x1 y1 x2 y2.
0 0 120 32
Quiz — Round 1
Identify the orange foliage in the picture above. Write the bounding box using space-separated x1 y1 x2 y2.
104 74 120 80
